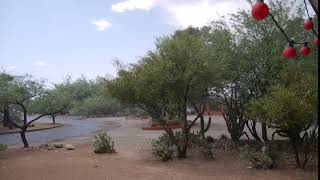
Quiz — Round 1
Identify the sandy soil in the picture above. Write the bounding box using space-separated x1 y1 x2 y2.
0 116 318 180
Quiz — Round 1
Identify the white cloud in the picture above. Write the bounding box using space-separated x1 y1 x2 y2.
92 19 112 31
111 0 250 28
111 0 157 12
33 61 47 68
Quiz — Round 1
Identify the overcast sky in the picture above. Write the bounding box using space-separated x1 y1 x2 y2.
0 0 312 83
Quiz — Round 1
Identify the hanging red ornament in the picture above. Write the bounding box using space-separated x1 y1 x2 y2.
313 38 318 47
303 19 313 30
300 42 311 57
251 0 269 20
282 43 296 59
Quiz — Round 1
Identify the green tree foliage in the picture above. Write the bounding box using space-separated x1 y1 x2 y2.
109 27 218 158
29 78 75 124
70 76 121 117
248 64 318 169
0 73 15 128
209 0 317 141
1 74 52 147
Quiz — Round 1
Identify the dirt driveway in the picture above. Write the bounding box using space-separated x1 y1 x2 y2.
0 116 317 180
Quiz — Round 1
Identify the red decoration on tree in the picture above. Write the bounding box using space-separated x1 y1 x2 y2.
251 0 269 20
314 38 318 47
303 19 313 30
282 43 296 59
300 42 311 57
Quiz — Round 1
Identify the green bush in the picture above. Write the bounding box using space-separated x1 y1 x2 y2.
187 131 202 148
152 131 215 161
199 142 214 160
93 132 115 153
182 131 214 160
0 144 7 151
151 133 175 162
239 144 282 169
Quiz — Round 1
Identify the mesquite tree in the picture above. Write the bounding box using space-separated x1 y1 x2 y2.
248 65 318 169
109 27 217 158
67 77 122 118
205 22 252 141
2 75 69 147
3 75 49 147
210 0 318 142
30 79 75 124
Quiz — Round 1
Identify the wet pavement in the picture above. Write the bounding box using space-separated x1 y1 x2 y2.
0 116 121 146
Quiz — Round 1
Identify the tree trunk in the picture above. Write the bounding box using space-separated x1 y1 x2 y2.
289 132 303 168
177 146 188 158
292 140 301 168
200 116 205 137
262 122 268 141
3 105 10 127
177 131 189 158
51 114 56 124
231 133 240 142
246 120 261 141
20 129 29 148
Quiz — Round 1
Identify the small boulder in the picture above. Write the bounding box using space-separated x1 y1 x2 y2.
54 144 64 148
47 145 54 150
65 144 75 150
39 144 48 150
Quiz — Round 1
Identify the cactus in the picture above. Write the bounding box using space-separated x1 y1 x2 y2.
93 132 115 153
151 133 175 162
200 116 211 137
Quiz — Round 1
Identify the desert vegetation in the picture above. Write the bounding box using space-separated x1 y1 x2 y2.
108 1 318 169
0 1 318 179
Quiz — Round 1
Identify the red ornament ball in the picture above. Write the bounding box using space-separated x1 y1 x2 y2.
304 20 313 30
314 38 318 47
282 47 296 59
251 2 269 20
300 47 311 56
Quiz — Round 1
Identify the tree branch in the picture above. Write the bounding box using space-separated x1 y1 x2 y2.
27 113 51 127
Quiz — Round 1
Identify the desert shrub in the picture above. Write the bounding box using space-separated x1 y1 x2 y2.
151 133 175 162
188 131 202 148
198 135 215 160
220 134 228 140
93 132 115 153
239 143 282 169
0 144 7 151
152 131 215 161
187 131 214 160
198 141 214 160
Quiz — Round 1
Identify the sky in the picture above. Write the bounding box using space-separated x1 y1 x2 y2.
0 0 310 84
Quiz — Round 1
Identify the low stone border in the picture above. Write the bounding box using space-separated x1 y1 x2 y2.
0 123 64 135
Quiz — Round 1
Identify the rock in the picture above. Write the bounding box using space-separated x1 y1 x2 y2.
65 144 75 150
54 144 64 148
39 144 48 150
47 145 54 150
